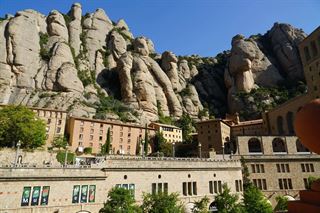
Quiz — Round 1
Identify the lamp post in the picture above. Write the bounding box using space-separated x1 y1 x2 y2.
198 143 202 158
172 142 176 158
64 145 69 167
141 140 145 157
14 140 21 167
222 144 225 160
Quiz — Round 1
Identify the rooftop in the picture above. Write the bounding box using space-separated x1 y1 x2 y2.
150 122 181 129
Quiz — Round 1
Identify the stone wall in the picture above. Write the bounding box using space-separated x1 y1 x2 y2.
0 157 242 213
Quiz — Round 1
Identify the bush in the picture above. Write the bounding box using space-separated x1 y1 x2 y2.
56 151 75 165
306 176 320 189
83 147 92 154
39 33 51 61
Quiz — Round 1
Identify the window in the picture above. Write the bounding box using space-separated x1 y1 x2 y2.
21 186 50 206
58 119 62 125
182 182 197 196
248 138 262 153
90 135 93 141
100 130 103 135
272 138 287 153
301 163 315 172
56 127 61 133
183 182 187 196
47 119 51 124
79 134 83 140
235 180 243 192
99 136 103 141
100 124 103 128
80 127 84 133
253 179 267 190
90 122 94 127
311 40 318 57
278 178 293 190
304 46 311 61
193 182 197 195
90 129 94 134
89 143 93 147
276 164 290 173
115 184 135 197
209 180 222 194
251 164 265 173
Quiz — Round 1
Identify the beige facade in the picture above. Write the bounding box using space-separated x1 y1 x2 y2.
149 122 183 143
0 156 242 213
67 116 156 155
234 135 320 205
31 107 67 148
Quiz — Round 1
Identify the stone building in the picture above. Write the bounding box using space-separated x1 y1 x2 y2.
0 155 242 213
233 136 320 205
196 115 264 157
67 116 156 155
149 122 183 143
31 107 67 148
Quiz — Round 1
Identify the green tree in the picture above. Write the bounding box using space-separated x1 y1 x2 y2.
306 176 320 189
84 147 92 154
215 184 242 213
99 187 141 213
141 192 182 213
192 196 210 213
240 157 251 189
152 131 172 157
175 113 194 143
56 151 75 165
144 124 149 155
0 105 46 149
242 184 273 213
274 195 288 212
101 127 111 155
51 136 68 150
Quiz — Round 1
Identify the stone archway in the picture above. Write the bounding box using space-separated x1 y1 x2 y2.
248 138 262 153
184 202 195 213
209 201 218 212
296 139 309 153
272 138 287 153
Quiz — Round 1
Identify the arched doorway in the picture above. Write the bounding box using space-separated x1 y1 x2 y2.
277 116 284 135
286 112 294 135
296 139 310 153
209 201 218 212
184 202 195 213
248 138 262 153
272 138 287 153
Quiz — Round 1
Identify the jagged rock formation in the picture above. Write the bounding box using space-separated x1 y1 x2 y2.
0 4 307 123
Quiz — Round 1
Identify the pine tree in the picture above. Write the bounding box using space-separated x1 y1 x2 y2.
144 124 149 155
214 184 242 213
102 127 111 155
242 184 273 213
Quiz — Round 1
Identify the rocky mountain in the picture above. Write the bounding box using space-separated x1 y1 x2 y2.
0 3 308 124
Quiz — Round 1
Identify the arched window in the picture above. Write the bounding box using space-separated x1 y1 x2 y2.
286 112 294 135
248 138 262 153
296 139 310 153
209 201 218 212
272 138 287 153
277 116 284 135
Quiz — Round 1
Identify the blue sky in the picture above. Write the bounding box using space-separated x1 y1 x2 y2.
0 0 319 57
